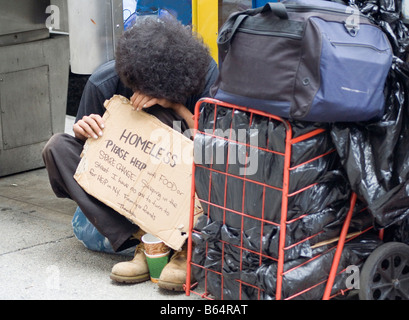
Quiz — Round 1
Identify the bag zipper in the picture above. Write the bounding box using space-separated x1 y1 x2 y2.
229 4 377 42
237 27 303 40
284 3 366 18
330 41 390 53
286 3 380 37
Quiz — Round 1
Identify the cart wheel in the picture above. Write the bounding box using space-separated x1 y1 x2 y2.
359 242 409 300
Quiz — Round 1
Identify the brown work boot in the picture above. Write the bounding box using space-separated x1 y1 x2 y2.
110 243 150 284
157 245 193 292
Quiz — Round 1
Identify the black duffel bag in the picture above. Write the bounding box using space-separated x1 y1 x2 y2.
210 0 393 123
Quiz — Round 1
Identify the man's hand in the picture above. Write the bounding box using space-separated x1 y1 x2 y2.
73 114 105 141
130 92 194 129
130 91 176 111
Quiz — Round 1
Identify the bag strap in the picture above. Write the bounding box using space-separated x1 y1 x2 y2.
260 2 289 19
218 2 288 54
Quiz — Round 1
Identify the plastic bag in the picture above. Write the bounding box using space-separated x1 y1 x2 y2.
192 102 375 300
192 214 380 300
72 207 134 256
330 0 409 229
191 0 409 300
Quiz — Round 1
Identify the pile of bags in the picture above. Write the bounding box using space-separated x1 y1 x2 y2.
192 105 381 299
330 0 409 232
191 0 409 299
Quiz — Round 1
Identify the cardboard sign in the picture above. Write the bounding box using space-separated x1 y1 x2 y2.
74 95 202 250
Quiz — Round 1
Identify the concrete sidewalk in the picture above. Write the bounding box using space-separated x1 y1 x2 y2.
0 117 200 301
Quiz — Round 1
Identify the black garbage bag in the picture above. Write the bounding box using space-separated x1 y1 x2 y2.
191 0 409 299
192 102 375 300
192 213 381 300
255 231 382 300
330 0 409 229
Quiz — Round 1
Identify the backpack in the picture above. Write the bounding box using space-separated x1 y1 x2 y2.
210 0 393 122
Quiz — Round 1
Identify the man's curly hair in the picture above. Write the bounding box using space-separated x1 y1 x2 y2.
115 16 211 104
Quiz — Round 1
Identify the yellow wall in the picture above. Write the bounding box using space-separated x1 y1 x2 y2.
192 0 219 64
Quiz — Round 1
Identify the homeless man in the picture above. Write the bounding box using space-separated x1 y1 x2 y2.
42 16 218 291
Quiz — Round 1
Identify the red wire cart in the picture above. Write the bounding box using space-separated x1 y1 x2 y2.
185 98 376 300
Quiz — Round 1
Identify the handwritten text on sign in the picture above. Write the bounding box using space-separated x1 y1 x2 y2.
74 95 195 250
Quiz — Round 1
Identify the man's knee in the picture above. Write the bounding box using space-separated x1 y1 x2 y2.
42 133 67 162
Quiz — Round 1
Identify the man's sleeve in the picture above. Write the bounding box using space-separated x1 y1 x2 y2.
75 80 108 123
202 59 219 98
185 59 219 113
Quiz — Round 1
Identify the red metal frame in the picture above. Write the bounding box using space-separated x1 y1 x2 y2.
185 98 367 300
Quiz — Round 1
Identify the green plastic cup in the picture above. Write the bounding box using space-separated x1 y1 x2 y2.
145 251 171 283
